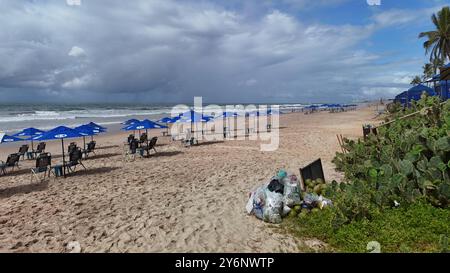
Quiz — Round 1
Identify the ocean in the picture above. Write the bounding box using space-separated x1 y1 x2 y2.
0 103 311 133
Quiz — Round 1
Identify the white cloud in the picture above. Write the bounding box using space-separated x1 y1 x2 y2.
62 74 92 89
361 87 403 97
68 46 86 57
0 0 435 102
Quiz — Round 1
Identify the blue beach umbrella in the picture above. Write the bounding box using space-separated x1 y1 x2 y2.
167 116 181 123
218 111 241 118
13 127 45 138
156 117 173 123
216 112 241 137
13 127 45 151
0 133 23 143
122 119 140 125
177 110 211 134
87 122 107 131
75 125 104 149
157 117 180 135
32 126 83 177
246 110 262 117
83 123 107 141
267 109 280 115
123 120 167 152
178 110 212 122
123 119 167 131
0 133 23 160
76 124 105 134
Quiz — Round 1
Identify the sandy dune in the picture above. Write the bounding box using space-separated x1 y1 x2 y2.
0 105 380 252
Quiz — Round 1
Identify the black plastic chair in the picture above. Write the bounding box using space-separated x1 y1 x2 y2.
127 134 135 144
18 145 29 160
68 142 77 154
32 142 46 158
125 139 140 161
139 133 148 146
142 137 158 156
83 141 96 158
65 148 86 173
0 153 21 175
31 153 51 182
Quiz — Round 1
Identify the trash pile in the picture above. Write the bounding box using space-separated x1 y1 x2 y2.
246 170 333 223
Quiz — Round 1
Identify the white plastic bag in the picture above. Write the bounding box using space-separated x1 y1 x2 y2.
246 192 255 214
263 189 283 223
283 175 302 207
246 186 266 220
282 205 291 217
318 195 333 209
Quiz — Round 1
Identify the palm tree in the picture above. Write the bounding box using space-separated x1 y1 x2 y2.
422 63 435 80
418 6 450 64
432 58 445 73
411 76 422 85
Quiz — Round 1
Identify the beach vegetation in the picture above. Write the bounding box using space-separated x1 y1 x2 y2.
410 75 423 85
285 97 450 252
419 6 450 63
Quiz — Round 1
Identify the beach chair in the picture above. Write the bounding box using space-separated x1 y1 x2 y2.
125 139 139 161
83 141 96 158
65 148 86 173
18 144 29 160
32 142 46 158
127 134 135 144
139 133 148 146
0 153 21 175
141 137 158 156
31 153 51 182
182 130 198 147
68 142 77 154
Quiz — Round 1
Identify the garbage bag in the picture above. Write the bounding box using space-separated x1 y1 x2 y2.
282 205 291 217
303 193 320 208
283 175 302 207
246 192 255 214
246 186 266 220
277 169 287 180
267 178 284 194
318 196 333 209
263 189 283 223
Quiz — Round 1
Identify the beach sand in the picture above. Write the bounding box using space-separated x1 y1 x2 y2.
0 105 382 253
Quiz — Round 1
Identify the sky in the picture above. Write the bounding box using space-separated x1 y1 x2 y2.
0 0 448 104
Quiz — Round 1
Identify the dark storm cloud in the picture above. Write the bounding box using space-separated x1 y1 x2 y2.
0 0 427 103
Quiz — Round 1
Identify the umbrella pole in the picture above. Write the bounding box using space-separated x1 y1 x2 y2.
83 136 86 150
62 138 66 178
146 129 149 157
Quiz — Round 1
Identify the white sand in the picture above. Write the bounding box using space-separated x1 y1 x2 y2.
0 105 381 252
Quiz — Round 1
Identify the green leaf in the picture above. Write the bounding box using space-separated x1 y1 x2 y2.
435 136 450 152
399 159 414 176
405 152 419 163
368 168 378 179
417 159 428 172
439 183 450 199
411 144 424 155
380 164 393 178
430 156 447 172
424 180 437 190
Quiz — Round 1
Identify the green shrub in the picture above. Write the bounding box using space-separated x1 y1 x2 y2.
285 202 450 252
286 97 450 252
